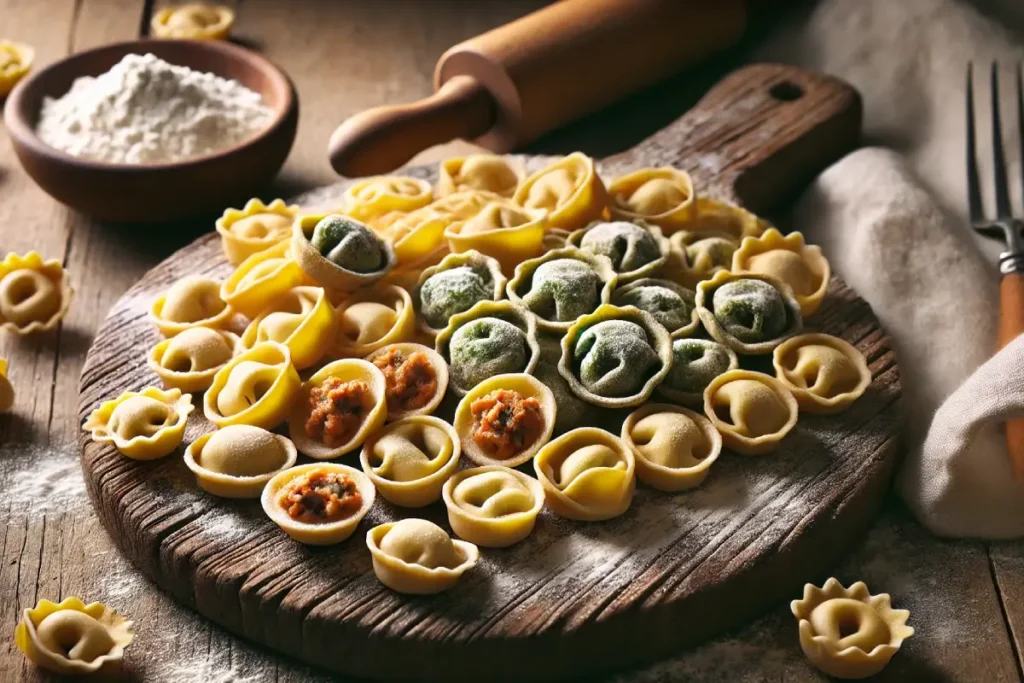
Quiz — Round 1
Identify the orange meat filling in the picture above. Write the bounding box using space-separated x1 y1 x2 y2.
305 377 373 447
470 389 544 460
278 470 363 524
373 348 438 412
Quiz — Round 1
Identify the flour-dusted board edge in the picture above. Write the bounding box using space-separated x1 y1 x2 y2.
80 64 897 682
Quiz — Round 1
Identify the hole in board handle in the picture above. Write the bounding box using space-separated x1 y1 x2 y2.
769 81 804 102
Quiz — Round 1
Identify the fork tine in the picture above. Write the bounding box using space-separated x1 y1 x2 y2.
967 62 984 222
992 62 1013 218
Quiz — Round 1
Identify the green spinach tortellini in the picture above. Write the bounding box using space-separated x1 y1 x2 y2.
291 212 394 293
695 271 802 354
611 278 698 338
415 250 506 335
310 215 385 273
508 247 617 332
570 221 669 282
657 338 739 405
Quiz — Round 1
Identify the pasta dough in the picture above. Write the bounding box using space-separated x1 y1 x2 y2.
442 466 545 547
507 247 618 333
242 286 337 370
291 213 395 295
343 176 433 223
220 241 307 318
0 251 73 335
334 285 415 357
611 278 698 338
657 338 739 406
533 427 636 521
262 462 376 545
732 229 831 317
359 416 460 507
83 387 194 460
203 341 301 430
0 358 14 412
377 207 450 270
621 403 722 491
773 333 871 413
703 370 798 455
414 250 506 336
608 167 695 230
148 327 240 392
366 518 479 594
444 201 547 275
570 221 670 283
365 343 448 421
695 270 802 354
437 154 522 198
216 198 299 265
185 425 297 498
15 597 133 676
513 152 608 231
151 3 234 39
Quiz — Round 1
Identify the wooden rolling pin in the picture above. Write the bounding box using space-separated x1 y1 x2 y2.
328 0 747 177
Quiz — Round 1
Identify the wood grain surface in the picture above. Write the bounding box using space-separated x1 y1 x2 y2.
4 2 1024 682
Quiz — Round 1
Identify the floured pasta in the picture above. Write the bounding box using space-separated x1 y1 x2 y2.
442 466 545 547
0 252 73 335
184 425 297 498
414 250 506 336
773 333 870 413
83 387 194 460
703 370 798 455
608 167 695 230
507 247 618 333
732 229 831 317
151 3 234 39
288 358 388 459
334 285 415 357
216 198 299 265
444 201 547 274
621 403 722 491
611 278 698 338
365 343 448 421
695 270 802 354
15 597 133 676
291 213 395 295
533 427 636 521
513 152 608 231
0 359 13 412
220 241 306 318
203 342 301 430
148 327 240 392
657 338 739 406
262 462 375 545
242 286 337 370
359 416 460 507
453 373 556 468
344 176 433 223
437 154 522 198
569 220 669 283
151 274 232 336
559 304 672 408
366 518 479 594
665 232 737 288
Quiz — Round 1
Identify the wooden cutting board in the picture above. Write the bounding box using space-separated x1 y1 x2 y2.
78 65 899 682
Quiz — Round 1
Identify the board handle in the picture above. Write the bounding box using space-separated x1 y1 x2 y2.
611 63 862 213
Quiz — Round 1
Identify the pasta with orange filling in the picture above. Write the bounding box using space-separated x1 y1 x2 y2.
262 463 376 545
365 343 448 421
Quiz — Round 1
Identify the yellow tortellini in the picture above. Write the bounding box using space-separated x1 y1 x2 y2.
442 465 545 547
0 251 73 334
0 358 14 412
150 274 232 337
148 327 240 392
185 425 298 498
83 387 194 460
703 370 798 455
0 41 34 97
241 286 337 370
216 198 300 266
662 198 766 288
444 201 547 275
359 416 460 507
366 518 479 594
732 229 831 317
203 342 301 430
151 3 234 40
608 167 695 230
513 152 608 231
533 427 636 521
335 284 415 357
221 241 308 318
343 175 433 224
262 462 376 545
773 333 871 414
376 206 450 270
621 403 722 491
437 154 523 198
15 597 133 676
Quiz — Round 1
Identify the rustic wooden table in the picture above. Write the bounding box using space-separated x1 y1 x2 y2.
1 1 1023 681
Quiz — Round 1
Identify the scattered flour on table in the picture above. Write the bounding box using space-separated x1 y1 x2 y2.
1 443 87 514
36 53 274 164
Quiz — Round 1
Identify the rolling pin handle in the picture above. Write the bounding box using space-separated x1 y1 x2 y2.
328 75 496 178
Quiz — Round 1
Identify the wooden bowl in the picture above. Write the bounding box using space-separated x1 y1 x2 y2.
2 39 298 223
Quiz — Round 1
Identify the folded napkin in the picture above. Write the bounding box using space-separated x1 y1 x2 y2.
759 0 1024 537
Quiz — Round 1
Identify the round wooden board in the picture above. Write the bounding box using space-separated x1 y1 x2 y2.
79 65 898 682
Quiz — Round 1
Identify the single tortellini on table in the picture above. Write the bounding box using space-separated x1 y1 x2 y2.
611 277 698 338
288 358 388 459
513 152 609 231
435 300 541 396
558 304 672 409
444 200 547 275
241 286 336 370
657 338 739 407
0 251 73 335
203 341 301 430
147 327 241 392
703 370 798 455
343 175 433 223
366 518 479 594
0 41 34 97
533 427 636 521
184 425 298 498
0 358 13 412
83 387 194 460
791 578 913 679
334 285 415 357
608 167 695 230
216 198 300 266
151 3 234 40
507 247 618 333
291 213 395 295
15 597 133 676
773 333 871 414
414 250 506 337
359 415 460 507
437 154 523 198
732 229 831 317
453 373 556 468
621 403 722 492
365 343 448 421
262 462 376 545
442 465 545 547
695 270 802 355
220 241 307 318
569 220 670 283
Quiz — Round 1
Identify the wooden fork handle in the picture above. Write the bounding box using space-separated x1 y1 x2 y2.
998 272 1024 478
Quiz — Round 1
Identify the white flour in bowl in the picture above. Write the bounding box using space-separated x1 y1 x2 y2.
36 52 274 164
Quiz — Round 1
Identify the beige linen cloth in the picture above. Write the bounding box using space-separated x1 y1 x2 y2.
758 0 1024 537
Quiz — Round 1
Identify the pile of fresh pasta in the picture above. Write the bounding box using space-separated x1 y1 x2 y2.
79 151 873 596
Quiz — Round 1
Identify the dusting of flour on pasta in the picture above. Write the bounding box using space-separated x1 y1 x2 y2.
36 53 273 164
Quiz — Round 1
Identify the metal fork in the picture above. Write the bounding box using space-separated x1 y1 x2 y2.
966 61 1024 478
